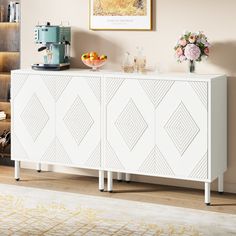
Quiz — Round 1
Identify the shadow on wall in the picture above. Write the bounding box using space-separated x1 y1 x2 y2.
70 29 122 69
210 41 236 75
225 74 236 184
210 41 236 185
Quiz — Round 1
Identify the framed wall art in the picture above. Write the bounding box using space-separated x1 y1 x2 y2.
90 0 152 30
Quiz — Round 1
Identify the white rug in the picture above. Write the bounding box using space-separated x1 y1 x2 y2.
0 183 235 236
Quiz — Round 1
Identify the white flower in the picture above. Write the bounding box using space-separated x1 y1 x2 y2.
201 38 206 44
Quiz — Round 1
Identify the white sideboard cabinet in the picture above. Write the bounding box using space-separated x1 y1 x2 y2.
11 69 227 205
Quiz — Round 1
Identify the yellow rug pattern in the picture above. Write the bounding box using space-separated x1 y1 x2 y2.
0 184 235 236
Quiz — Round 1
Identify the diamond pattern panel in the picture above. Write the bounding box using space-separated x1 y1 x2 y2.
63 96 94 146
189 82 208 109
11 74 28 99
87 78 101 103
139 146 175 176
164 102 200 156
21 94 49 142
138 146 156 175
105 141 125 170
42 75 72 101
41 138 72 164
106 79 124 105
140 80 174 109
85 142 101 168
115 99 148 151
189 152 208 179
156 147 175 176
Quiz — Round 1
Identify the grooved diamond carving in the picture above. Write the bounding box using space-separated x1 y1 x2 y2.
189 152 208 179
85 142 101 168
164 102 200 156
115 99 148 151
140 80 174 108
189 82 208 109
139 146 174 176
42 75 72 101
138 147 156 175
41 138 72 164
63 96 94 146
156 147 175 176
12 74 28 99
87 78 101 103
106 79 124 105
21 94 49 141
105 141 125 170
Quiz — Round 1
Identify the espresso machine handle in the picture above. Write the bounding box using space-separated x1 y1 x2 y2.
64 41 70 46
38 46 47 52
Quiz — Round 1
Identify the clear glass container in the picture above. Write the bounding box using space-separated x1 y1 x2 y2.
122 52 134 73
134 47 146 73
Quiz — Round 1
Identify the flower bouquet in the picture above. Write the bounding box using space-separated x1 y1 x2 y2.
174 31 210 73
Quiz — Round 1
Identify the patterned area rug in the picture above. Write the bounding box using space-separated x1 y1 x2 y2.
0 184 235 236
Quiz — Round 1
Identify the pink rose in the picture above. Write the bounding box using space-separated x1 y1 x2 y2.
204 47 209 55
176 47 183 57
179 39 187 47
184 44 201 61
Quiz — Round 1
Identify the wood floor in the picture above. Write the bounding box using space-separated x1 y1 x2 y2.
0 166 235 214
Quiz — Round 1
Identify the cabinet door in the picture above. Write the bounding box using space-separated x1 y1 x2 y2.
12 74 55 162
156 81 208 180
105 78 155 173
55 76 101 169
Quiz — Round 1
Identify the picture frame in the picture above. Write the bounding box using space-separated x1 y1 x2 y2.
89 0 152 31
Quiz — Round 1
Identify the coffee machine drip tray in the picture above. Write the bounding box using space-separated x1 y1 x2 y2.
31 63 70 71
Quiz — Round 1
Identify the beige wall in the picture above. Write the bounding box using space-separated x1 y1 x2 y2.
21 0 236 193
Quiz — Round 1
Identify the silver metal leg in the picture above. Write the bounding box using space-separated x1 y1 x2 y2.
15 161 20 181
218 174 224 194
205 182 211 205
117 172 123 182
37 163 41 172
99 170 105 192
107 171 113 193
125 173 131 182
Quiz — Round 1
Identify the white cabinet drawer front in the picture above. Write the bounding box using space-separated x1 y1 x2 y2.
12 74 55 162
156 81 208 180
105 78 155 172
55 76 101 169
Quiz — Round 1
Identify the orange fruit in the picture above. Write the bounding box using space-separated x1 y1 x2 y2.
100 55 107 60
90 52 98 59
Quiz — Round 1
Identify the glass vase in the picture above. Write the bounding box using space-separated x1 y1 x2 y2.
189 60 195 73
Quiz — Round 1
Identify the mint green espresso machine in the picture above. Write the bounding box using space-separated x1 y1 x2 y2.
32 22 71 71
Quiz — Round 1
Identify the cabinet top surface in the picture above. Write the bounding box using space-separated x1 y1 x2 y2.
12 68 226 81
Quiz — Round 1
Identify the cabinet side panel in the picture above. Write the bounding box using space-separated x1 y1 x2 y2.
210 77 227 181
11 72 29 161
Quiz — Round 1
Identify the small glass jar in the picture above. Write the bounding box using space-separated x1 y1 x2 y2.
122 52 134 73
134 47 146 73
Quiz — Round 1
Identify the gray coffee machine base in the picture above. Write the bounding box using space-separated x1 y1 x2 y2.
31 63 70 71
